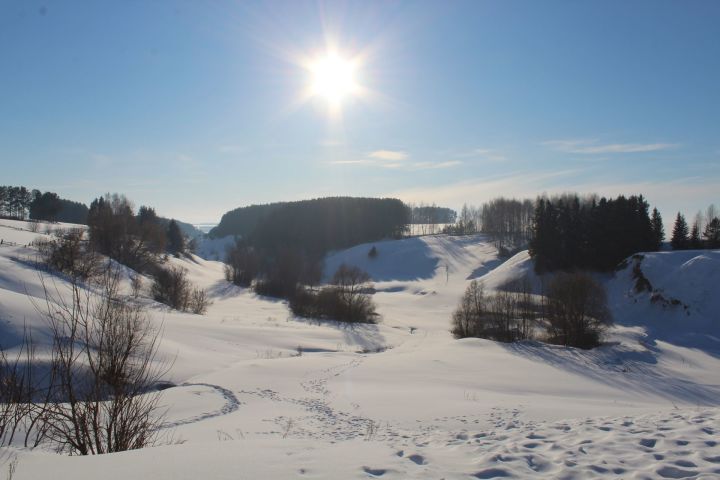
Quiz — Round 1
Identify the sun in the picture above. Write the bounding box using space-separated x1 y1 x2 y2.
308 53 359 106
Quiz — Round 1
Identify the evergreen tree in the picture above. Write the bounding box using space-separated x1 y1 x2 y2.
704 217 720 249
166 219 185 255
689 222 702 249
650 208 664 251
29 190 62 221
670 213 689 250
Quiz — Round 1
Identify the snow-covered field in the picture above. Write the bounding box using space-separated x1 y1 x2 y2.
1 219 719 479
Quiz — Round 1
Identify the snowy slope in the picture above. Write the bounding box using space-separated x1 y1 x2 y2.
0 220 719 479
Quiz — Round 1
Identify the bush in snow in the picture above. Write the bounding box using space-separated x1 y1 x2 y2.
290 264 378 324
151 265 211 314
37 228 102 280
544 272 611 349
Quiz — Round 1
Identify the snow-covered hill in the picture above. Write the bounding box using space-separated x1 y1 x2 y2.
1 220 718 479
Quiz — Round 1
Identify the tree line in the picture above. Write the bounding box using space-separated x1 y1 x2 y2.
529 194 662 272
406 203 456 235
37 193 209 314
0 185 90 223
439 198 534 252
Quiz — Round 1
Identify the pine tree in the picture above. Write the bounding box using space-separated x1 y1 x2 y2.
650 208 664 251
704 217 720 249
670 213 689 250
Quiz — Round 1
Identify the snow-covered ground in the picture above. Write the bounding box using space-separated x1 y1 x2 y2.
1 219 718 479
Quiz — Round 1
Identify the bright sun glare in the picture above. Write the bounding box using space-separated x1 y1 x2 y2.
309 53 359 106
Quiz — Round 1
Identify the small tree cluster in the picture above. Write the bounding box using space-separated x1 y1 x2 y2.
36 228 101 280
544 272 611 349
452 273 611 349
451 279 535 342
671 205 720 250
87 194 189 272
224 240 260 287
290 265 378 324
0 186 33 219
151 265 211 314
225 240 320 298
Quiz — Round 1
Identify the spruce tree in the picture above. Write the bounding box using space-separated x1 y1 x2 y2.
650 208 664 251
670 213 689 250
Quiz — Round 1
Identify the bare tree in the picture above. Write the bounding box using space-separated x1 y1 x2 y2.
451 280 487 338
331 265 377 323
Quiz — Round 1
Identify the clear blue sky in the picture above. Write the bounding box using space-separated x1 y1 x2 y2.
1 0 718 225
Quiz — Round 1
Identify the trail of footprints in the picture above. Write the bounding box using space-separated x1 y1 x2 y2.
205 361 719 478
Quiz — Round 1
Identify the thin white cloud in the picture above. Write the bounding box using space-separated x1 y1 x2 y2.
457 148 507 162
368 150 409 161
329 159 375 165
543 139 678 154
412 160 463 170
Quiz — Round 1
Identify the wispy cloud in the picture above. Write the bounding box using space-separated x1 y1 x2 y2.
330 156 462 171
411 160 463 170
368 150 409 161
457 148 507 162
543 139 678 154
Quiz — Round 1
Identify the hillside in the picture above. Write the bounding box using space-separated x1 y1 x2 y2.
0 219 718 479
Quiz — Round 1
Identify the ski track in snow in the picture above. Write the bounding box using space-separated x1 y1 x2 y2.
161 383 242 428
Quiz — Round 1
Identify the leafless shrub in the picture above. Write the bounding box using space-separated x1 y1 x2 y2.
188 287 211 314
28 221 40 233
151 266 210 314
451 278 537 342
35 266 167 454
151 265 191 311
36 229 101 280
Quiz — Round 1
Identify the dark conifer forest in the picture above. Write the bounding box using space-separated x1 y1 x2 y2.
212 197 409 255
528 194 660 272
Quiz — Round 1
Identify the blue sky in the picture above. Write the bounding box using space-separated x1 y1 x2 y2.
1 0 718 225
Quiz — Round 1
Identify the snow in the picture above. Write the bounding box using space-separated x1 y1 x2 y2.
0 219 718 478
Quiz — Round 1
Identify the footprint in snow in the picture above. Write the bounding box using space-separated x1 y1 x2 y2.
362 466 386 477
472 467 511 479
656 465 699 478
